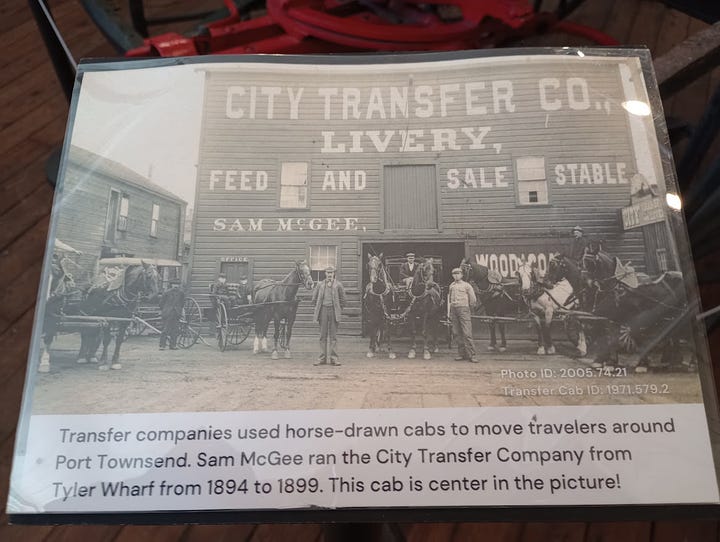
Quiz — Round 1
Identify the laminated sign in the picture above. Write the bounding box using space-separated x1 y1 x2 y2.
7 48 720 523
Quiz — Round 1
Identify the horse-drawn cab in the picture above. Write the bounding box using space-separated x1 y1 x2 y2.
95 257 201 347
100 257 176 332
384 254 443 303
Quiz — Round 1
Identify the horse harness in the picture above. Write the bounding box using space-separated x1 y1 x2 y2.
364 264 437 324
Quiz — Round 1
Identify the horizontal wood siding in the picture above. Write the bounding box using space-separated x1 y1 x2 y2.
55 160 185 286
191 56 667 335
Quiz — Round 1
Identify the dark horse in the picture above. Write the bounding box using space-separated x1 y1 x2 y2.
363 253 390 358
363 255 443 359
460 258 523 352
580 248 689 371
404 257 443 359
40 263 160 372
252 260 314 359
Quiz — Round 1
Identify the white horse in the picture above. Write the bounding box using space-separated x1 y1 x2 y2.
516 261 587 357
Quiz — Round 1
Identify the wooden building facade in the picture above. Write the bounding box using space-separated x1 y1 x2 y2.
189 53 677 335
54 146 187 286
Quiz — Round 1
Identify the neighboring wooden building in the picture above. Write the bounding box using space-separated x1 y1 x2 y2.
189 53 679 335
54 146 187 286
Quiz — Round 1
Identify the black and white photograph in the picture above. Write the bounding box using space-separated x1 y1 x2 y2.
26 50 707 414
8 48 720 519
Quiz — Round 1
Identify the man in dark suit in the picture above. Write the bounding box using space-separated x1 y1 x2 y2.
159 277 185 350
312 266 346 366
399 252 417 287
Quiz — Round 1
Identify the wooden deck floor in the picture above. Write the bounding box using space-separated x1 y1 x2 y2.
1 1 719 540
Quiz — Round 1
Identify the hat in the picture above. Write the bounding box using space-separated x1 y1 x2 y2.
218 272 227 277
406 252 415 257
240 276 248 281
325 265 336 272
451 267 463 274
572 225 583 233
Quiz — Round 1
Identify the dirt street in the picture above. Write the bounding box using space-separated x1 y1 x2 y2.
29 333 703 415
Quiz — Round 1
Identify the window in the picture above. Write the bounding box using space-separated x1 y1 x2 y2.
516 157 548 205
656 248 668 272
150 203 160 237
118 195 129 231
279 162 308 208
309 245 338 281
104 190 120 242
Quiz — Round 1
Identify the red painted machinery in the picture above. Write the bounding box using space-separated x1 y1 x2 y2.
113 0 618 58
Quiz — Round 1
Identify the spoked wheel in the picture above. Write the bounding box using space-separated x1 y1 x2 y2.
216 304 229 351
178 297 202 349
228 319 253 346
618 323 638 354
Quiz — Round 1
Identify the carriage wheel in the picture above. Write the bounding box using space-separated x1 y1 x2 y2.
618 323 637 353
228 319 253 346
178 297 202 349
217 304 229 351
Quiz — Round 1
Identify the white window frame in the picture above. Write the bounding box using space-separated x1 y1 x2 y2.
309 244 338 281
515 156 549 206
118 194 130 231
150 203 160 238
278 162 309 209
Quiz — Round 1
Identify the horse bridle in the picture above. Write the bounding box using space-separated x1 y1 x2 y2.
254 264 313 292
365 258 390 298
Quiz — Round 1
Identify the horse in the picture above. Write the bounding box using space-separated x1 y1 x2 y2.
404 257 443 359
516 261 587 356
460 258 523 352
363 253 390 358
547 253 602 314
579 248 689 371
39 263 160 372
252 260 314 359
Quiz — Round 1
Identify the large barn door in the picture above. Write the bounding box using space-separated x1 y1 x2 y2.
383 165 438 231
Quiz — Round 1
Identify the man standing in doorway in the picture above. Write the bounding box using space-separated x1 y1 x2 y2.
312 266 346 366
449 267 478 363
399 252 417 288
159 277 185 351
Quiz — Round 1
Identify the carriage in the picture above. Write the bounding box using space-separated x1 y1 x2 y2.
98 257 204 349
210 294 299 352
364 254 448 359
546 253 695 371
39 251 164 372
209 261 312 355
127 299 203 349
